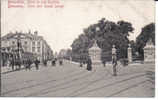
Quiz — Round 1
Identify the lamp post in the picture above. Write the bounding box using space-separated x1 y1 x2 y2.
112 45 117 76
15 33 24 60
17 34 21 59
10 32 24 71
128 44 132 63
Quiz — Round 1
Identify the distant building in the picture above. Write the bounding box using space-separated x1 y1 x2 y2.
1 30 53 62
58 49 67 59
54 52 58 59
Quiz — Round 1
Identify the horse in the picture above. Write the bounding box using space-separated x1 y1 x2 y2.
10 59 22 71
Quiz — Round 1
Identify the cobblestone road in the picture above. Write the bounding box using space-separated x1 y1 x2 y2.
1 60 155 97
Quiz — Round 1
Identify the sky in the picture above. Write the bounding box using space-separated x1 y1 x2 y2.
1 0 155 53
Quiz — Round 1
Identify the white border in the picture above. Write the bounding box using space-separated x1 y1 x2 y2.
0 1 157 100
155 1 158 99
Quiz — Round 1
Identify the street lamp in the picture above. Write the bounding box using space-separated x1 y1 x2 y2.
14 33 25 60
16 34 22 60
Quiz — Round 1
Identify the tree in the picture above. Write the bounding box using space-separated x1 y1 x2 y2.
129 40 137 57
136 23 155 59
71 18 134 63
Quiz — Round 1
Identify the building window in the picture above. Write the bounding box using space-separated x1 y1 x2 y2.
12 41 15 44
32 42 35 46
37 47 40 53
37 41 40 47
24 47 27 52
32 47 35 52
12 46 15 50
25 41 27 45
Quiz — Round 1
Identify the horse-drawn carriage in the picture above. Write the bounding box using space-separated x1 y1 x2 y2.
9 50 36 71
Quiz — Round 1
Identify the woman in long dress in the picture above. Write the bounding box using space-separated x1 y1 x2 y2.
87 58 92 71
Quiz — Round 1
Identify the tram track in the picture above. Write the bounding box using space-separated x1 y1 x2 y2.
28 67 146 97
106 80 148 97
67 66 147 96
2 67 86 95
65 68 111 96
2 67 81 86
2 62 80 86
2 63 154 97
71 73 146 97
25 69 96 97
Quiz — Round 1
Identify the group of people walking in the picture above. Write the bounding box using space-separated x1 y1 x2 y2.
51 58 63 66
7 57 64 72
8 58 41 71
21 58 40 71
41 58 63 67
25 58 63 70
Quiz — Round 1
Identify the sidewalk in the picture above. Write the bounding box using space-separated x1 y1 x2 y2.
1 62 54 74
1 66 11 73
65 60 80 65
1 66 26 74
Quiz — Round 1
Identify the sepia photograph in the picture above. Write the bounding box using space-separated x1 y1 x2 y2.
0 0 155 97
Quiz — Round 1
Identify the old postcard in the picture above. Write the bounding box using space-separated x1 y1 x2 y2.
0 0 155 97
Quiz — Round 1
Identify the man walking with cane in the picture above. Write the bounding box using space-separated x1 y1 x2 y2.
112 45 117 76
34 58 40 70
112 55 117 76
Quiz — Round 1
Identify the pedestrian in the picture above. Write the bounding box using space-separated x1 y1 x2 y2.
51 59 56 66
43 60 47 66
25 59 31 70
87 58 92 71
55 58 57 61
80 61 83 67
25 59 28 70
112 55 117 76
10 57 15 71
34 58 40 70
27 59 32 70
59 59 63 66
103 60 106 67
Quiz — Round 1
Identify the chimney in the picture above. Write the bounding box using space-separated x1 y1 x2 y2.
15 31 18 34
28 30 31 34
9 31 12 34
20 30 23 34
34 31 38 36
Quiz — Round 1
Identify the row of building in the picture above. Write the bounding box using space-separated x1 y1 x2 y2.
1 30 53 65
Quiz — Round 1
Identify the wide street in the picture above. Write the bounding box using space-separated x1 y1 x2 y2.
1 60 155 97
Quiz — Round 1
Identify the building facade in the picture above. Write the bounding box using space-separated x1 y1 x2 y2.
58 49 67 59
1 30 53 63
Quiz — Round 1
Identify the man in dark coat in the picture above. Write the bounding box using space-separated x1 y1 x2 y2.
25 59 28 70
59 59 63 66
112 55 117 76
34 58 40 70
80 62 83 67
10 57 15 71
103 60 106 67
28 59 32 70
51 59 56 66
43 60 47 66
87 58 92 71
25 59 32 70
